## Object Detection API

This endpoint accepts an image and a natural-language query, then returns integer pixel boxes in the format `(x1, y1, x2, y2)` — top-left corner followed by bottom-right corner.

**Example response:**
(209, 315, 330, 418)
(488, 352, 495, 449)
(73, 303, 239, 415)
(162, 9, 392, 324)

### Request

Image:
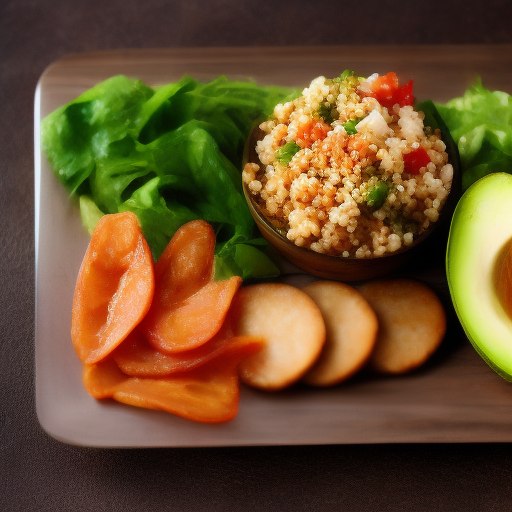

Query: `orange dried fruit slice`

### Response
(71, 212, 154, 364)
(83, 336, 263, 423)
(145, 276, 242, 353)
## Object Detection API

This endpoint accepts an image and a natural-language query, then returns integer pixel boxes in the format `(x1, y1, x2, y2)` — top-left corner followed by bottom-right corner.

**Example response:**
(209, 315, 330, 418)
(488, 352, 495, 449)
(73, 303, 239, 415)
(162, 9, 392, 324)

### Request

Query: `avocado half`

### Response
(446, 172, 512, 381)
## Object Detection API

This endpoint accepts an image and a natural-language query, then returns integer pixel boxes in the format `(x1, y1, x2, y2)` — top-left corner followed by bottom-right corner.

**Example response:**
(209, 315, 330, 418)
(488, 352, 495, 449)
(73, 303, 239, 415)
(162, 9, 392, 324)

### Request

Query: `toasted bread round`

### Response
(358, 279, 446, 374)
(301, 281, 378, 386)
(232, 283, 326, 391)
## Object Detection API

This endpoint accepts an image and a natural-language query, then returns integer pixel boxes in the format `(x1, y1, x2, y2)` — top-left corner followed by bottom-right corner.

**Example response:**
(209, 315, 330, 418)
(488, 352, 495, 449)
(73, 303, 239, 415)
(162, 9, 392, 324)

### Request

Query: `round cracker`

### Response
(358, 279, 446, 374)
(301, 281, 378, 386)
(232, 283, 326, 391)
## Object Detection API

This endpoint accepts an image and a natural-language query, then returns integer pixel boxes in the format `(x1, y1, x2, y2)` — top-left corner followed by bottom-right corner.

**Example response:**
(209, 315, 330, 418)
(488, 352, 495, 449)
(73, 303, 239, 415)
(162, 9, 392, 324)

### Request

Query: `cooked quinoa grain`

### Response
(243, 71, 453, 258)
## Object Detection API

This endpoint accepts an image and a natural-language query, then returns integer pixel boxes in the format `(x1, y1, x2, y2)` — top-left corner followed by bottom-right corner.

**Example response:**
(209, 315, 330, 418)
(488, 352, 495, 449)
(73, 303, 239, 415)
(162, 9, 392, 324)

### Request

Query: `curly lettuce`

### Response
(41, 74, 299, 279)
(435, 80, 512, 190)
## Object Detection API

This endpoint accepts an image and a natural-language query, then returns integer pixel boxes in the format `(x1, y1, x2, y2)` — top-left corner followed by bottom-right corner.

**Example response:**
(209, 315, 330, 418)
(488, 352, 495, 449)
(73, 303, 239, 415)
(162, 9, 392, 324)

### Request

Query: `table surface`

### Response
(4, 0, 512, 510)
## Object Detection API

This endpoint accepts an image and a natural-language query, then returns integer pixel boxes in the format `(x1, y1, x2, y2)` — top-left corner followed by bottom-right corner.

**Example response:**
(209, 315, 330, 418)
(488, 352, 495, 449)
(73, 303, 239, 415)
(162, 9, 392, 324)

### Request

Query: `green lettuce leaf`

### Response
(435, 81, 512, 190)
(42, 74, 298, 279)
(214, 233, 279, 281)
(41, 75, 155, 194)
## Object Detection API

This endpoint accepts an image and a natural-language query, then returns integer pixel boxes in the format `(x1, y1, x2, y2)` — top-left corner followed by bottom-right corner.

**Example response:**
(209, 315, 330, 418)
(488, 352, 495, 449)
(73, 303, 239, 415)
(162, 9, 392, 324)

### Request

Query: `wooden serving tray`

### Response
(35, 46, 512, 447)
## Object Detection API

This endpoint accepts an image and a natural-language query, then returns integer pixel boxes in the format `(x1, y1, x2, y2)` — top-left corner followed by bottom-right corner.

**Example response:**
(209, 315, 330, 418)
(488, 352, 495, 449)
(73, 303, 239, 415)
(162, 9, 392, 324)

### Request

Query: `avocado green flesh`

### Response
(446, 172, 512, 381)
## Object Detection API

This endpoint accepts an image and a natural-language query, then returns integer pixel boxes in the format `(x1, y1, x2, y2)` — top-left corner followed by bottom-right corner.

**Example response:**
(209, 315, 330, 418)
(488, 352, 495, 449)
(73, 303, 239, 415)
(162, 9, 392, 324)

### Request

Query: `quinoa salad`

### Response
(242, 70, 454, 258)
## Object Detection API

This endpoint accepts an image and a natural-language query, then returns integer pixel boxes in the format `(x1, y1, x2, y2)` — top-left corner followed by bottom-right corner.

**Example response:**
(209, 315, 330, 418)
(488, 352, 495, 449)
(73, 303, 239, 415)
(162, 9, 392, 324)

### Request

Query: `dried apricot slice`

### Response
(83, 336, 263, 423)
(114, 320, 260, 377)
(143, 220, 242, 352)
(145, 276, 242, 353)
(153, 219, 215, 305)
(71, 212, 155, 364)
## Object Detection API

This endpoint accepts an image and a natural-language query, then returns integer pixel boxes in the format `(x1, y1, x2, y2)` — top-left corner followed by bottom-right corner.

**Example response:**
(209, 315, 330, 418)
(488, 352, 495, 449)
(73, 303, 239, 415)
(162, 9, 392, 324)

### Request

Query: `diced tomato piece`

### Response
(368, 72, 415, 110)
(395, 79, 414, 108)
(403, 147, 431, 175)
(296, 118, 330, 148)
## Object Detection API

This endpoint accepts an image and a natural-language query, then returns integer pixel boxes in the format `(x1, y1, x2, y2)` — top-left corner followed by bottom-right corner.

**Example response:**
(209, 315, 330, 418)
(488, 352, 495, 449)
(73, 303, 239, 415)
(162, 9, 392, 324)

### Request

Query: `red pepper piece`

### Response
(368, 72, 415, 110)
(403, 147, 431, 175)
(395, 79, 414, 108)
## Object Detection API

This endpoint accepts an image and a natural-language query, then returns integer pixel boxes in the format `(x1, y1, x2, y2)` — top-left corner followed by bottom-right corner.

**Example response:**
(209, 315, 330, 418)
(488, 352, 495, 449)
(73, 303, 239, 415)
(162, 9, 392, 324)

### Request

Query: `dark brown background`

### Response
(3, 0, 512, 510)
